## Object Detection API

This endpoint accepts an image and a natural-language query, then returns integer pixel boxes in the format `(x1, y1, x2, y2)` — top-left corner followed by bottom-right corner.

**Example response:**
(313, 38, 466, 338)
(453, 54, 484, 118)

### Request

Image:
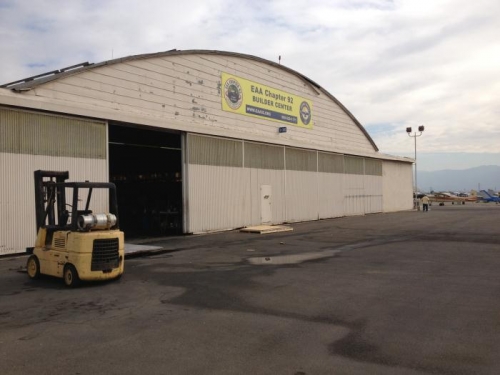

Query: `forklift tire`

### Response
(27, 255, 41, 280)
(63, 264, 81, 288)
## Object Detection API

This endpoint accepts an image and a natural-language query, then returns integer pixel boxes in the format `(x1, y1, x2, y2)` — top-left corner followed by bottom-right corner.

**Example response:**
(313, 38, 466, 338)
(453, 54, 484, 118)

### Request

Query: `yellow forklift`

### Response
(26, 170, 124, 287)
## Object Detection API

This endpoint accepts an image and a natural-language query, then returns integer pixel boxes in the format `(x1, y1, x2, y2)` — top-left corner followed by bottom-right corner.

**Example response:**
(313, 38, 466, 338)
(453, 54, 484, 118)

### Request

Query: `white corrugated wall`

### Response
(186, 135, 248, 233)
(364, 159, 383, 213)
(343, 156, 365, 215)
(364, 175, 383, 213)
(317, 173, 344, 219)
(317, 152, 345, 219)
(343, 174, 365, 215)
(187, 165, 290, 233)
(245, 142, 286, 226)
(185, 134, 412, 234)
(285, 170, 319, 222)
(0, 107, 106, 158)
(248, 168, 286, 225)
(187, 164, 249, 233)
(0, 153, 107, 254)
(0, 107, 108, 255)
(284, 148, 318, 222)
(383, 161, 413, 212)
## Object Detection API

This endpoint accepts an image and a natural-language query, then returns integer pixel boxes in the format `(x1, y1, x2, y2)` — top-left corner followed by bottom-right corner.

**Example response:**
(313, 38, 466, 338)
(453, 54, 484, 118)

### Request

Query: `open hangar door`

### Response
(108, 123, 183, 238)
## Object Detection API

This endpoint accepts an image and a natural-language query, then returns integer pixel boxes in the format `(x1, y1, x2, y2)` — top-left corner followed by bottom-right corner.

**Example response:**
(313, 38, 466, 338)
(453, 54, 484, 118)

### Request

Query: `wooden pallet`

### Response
(240, 225, 293, 234)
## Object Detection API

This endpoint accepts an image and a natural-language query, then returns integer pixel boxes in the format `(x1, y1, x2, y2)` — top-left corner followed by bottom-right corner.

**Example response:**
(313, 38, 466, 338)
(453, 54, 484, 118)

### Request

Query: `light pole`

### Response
(406, 125, 425, 209)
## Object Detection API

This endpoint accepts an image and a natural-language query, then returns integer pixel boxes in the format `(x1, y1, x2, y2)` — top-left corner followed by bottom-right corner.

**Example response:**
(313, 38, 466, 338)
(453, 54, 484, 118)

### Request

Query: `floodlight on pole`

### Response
(407, 125, 425, 209)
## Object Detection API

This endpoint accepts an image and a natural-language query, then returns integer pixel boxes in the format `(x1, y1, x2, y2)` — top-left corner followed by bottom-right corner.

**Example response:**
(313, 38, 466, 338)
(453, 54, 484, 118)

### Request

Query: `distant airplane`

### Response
(427, 192, 477, 206)
(488, 189, 499, 197)
(477, 190, 500, 204)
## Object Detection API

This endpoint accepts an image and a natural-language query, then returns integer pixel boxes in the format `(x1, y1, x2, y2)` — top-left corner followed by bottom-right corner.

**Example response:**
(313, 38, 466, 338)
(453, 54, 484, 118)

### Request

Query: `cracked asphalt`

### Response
(1, 204, 499, 375)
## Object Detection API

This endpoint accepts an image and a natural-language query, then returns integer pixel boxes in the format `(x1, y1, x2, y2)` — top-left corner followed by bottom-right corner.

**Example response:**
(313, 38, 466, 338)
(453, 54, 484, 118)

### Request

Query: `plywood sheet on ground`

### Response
(240, 225, 293, 234)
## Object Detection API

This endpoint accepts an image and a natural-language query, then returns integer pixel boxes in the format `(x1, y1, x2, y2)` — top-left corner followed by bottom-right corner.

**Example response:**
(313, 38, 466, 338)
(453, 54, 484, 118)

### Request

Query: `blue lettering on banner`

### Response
(246, 105, 298, 124)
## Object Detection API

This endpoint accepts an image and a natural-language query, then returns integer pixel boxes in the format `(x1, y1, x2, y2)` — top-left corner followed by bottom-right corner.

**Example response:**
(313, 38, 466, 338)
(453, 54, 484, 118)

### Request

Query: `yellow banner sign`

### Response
(221, 73, 313, 129)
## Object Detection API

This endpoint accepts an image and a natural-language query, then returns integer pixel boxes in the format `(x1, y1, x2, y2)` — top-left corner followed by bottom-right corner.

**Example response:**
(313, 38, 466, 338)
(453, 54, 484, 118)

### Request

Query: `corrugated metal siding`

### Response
(244, 142, 284, 170)
(365, 158, 382, 176)
(187, 164, 249, 233)
(318, 173, 344, 219)
(285, 170, 318, 222)
(343, 158, 383, 214)
(286, 148, 317, 172)
(187, 134, 243, 167)
(0, 153, 107, 255)
(318, 152, 344, 173)
(284, 146, 320, 223)
(182, 134, 407, 234)
(344, 156, 364, 175)
(343, 156, 366, 215)
(186, 135, 288, 231)
(0, 107, 106, 159)
(343, 174, 365, 215)
(248, 168, 286, 225)
(364, 175, 383, 213)
(383, 161, 413, 212)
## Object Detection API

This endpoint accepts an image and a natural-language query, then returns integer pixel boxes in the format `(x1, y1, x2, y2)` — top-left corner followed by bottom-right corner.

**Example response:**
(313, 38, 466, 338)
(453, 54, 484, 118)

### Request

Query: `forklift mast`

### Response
(34, 170, 70, 233)
(33, 170, 120, 234)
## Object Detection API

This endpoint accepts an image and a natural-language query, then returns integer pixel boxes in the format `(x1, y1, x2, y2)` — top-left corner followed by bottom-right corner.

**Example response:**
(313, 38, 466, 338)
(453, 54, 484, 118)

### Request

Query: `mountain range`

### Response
(417, 165, 500, 193)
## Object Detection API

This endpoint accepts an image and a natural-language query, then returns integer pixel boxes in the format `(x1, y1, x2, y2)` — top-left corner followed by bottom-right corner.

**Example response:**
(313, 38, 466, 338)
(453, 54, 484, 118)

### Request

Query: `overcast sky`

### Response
(1, 0, 499, 171)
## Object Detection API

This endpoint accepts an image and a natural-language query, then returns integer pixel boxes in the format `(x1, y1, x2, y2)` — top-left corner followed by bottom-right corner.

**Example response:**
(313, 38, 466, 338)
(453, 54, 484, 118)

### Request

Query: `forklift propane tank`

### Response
(77, 213, 117, 231)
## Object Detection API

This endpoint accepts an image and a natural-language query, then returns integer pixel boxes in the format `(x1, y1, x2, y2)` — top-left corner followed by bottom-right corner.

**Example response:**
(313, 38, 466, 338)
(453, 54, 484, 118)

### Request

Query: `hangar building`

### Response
(0, 50, 413, 255)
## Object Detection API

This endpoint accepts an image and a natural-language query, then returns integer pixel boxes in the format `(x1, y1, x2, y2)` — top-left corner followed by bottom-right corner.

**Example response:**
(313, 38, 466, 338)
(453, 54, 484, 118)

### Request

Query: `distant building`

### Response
(0, 50, 413, 254)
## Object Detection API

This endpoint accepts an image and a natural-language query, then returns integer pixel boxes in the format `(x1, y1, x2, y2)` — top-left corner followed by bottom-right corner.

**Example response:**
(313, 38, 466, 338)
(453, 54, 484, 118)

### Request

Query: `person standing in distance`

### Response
(421, 195, 430, 212)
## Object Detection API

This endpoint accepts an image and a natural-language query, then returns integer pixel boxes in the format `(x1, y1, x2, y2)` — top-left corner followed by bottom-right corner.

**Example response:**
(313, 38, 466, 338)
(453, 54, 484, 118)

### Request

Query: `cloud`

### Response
(0, 0, 499, 164)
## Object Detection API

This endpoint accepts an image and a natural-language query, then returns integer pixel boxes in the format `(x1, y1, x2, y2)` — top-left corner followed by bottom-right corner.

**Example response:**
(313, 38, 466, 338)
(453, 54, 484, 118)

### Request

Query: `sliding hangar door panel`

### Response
(0, 107, 107, 254)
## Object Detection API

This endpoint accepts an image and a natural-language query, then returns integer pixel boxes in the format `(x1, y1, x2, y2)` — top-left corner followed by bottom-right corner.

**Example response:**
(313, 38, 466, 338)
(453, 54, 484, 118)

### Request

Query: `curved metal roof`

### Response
(1, 49, 378, 151)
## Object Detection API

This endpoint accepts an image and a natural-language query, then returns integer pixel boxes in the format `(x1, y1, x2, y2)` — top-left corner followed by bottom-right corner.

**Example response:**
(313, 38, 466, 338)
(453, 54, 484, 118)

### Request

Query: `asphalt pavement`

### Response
(1, 204, 499, 375)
